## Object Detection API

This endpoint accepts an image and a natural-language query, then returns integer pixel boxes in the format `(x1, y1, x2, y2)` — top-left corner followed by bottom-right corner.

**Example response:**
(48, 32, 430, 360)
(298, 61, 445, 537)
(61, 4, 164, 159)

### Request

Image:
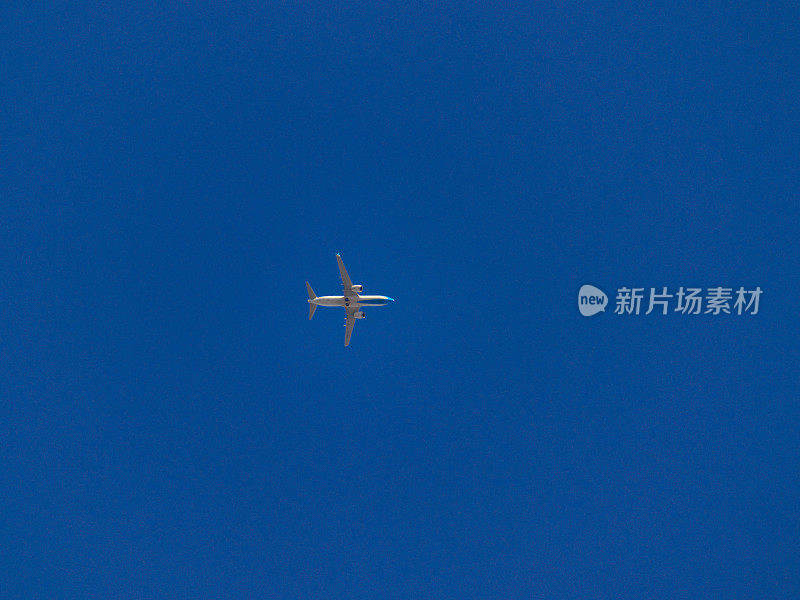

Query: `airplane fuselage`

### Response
(310, 295, 394, 308)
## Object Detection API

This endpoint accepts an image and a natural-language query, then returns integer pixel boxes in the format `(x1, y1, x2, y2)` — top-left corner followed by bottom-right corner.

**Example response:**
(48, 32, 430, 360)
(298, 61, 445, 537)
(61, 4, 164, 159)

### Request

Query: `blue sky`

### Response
(3, 3, 799, 597)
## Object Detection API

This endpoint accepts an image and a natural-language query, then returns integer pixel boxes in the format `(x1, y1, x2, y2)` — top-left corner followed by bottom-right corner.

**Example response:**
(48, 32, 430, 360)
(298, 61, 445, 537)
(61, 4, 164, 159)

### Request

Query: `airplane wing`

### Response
(336, 254, 354, 294)
(344, 307, 356, 347)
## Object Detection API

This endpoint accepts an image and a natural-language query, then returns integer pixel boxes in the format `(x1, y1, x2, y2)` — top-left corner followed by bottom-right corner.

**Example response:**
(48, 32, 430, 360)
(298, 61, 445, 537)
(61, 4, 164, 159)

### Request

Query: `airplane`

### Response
(306, 254, 394, 346)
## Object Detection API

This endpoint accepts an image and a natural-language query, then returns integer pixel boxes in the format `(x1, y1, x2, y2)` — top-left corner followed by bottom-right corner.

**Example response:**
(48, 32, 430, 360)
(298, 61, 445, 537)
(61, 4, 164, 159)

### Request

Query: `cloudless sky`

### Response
(3, 3, 799, 598)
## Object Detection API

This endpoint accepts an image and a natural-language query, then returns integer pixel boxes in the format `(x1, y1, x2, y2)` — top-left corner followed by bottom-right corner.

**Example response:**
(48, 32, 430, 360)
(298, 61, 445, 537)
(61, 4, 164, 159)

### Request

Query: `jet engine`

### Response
(354, 311, 366, 319)
(351, 284, 363, 292)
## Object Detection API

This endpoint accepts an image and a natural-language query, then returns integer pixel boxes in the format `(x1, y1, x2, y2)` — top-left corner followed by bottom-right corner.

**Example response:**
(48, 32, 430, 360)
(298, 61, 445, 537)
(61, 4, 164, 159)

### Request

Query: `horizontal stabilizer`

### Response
(306, 281, 317, 319)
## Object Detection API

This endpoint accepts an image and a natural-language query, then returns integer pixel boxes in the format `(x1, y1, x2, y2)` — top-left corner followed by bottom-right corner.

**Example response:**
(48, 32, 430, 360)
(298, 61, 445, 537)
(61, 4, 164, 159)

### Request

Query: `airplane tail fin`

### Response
(306, 281, 317, 320)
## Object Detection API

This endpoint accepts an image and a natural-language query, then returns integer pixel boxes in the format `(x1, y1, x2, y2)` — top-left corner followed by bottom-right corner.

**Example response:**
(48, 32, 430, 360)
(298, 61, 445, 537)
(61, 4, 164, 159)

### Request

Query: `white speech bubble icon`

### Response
(578, 284, 608, 316)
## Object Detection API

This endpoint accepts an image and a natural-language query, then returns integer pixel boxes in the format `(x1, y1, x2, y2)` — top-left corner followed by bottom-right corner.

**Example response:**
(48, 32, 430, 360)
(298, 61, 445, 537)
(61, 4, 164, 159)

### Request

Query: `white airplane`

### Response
(306, 254, 394, 346)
